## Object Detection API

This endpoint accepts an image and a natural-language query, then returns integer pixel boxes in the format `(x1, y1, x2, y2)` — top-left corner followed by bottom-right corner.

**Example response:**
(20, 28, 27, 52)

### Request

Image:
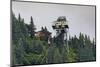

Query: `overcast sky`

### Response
(12, 1, 95, 40)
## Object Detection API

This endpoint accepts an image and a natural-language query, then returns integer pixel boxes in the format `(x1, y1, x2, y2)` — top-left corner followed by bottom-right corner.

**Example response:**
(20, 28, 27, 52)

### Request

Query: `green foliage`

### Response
(66, 48, 77, 62)
(12, 13, 96, 65)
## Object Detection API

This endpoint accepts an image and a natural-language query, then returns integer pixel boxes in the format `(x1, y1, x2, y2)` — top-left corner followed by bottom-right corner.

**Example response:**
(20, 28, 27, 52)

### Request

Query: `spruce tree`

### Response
(30, 16, 36, 38)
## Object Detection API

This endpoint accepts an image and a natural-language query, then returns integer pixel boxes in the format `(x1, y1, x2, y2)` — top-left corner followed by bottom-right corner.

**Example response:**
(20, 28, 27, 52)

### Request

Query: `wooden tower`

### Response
(52, 16, 69, 53)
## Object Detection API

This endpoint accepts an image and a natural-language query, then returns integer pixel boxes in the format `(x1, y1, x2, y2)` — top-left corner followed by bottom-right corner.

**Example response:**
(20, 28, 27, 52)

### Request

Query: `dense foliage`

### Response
(12, 13, 96, 65)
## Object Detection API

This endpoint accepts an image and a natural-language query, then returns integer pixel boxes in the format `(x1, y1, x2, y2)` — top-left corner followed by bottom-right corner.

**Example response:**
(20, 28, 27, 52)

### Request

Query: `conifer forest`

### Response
(12, 13, 96, 66)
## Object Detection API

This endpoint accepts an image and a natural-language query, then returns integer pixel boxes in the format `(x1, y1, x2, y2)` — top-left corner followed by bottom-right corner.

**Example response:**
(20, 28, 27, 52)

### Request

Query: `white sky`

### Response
(12, 1, 95, 40)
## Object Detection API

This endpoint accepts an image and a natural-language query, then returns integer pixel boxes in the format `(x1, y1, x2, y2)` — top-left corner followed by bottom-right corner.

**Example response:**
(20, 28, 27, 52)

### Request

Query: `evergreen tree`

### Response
(30, 16, 36, 38)
(45, 26, 47, 31)
(18, 14, 21, 22)
(41, 26, 44, 31)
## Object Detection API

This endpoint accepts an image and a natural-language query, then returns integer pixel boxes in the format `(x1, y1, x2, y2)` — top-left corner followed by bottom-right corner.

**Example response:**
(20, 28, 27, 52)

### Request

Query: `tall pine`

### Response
(30, 16, 36, 38)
